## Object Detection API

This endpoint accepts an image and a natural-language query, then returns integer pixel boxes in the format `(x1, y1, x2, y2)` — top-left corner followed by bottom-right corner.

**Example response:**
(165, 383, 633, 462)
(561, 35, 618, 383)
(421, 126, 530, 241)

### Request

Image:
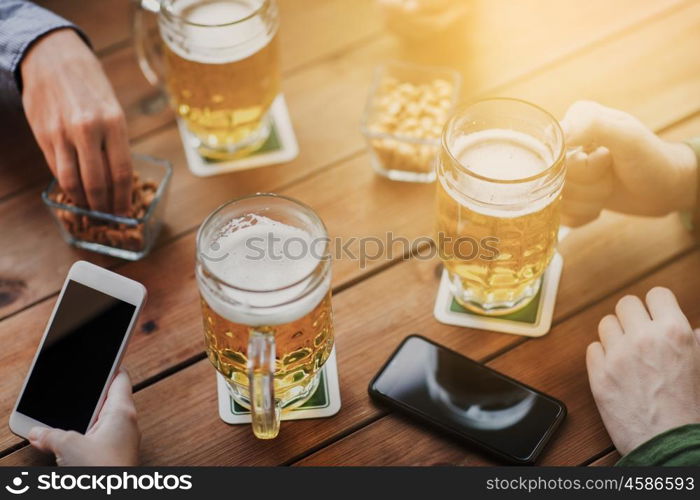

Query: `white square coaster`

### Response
(216, 347, 341, 424)
(178, 94, 299, 178)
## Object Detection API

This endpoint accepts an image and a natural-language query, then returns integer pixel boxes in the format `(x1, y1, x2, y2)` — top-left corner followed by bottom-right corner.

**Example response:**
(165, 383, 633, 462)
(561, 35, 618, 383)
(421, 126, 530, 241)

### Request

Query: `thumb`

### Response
(28, 427, 79, 457)
(694, 328, 700, 345)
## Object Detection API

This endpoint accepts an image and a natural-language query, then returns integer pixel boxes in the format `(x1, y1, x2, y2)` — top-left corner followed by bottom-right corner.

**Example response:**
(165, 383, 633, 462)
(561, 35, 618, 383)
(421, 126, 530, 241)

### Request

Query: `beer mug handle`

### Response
(247, 330, 281, 439)
(133, 0, 165, 88)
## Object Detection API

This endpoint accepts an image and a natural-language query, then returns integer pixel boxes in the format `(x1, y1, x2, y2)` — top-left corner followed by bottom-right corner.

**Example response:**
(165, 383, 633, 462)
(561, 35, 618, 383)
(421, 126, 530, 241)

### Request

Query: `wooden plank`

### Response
(36, 0, 132, 53)
(6, 243, 700, 466)
(3, 0, 696, 321)
(483, 1, 700, 129)
(39, 0, 384, 62)
(0, 208, 690, 458)
(0, 0, 384, 201)
(9, 0, 688, 199)
(104, 0, 690, 146)
(589, 451, 621, 466)
(2, 0, 696, 462)
(0, 118, 49, 201)
(295, 250, 700, 465)
(0, 256, 517, 463)
(1, 41, 699, 460)
(102, 0, 384, 140)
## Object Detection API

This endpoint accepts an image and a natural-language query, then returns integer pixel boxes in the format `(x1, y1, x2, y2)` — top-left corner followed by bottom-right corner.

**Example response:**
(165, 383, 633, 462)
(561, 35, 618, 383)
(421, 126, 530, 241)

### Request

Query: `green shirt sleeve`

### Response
(616, 424, 700, 466)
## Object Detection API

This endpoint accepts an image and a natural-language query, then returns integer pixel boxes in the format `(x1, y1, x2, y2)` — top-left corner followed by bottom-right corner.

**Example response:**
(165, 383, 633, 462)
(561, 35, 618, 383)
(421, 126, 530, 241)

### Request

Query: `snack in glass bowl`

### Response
(361, 61, 460, 183)
(42, 154, 172, 260)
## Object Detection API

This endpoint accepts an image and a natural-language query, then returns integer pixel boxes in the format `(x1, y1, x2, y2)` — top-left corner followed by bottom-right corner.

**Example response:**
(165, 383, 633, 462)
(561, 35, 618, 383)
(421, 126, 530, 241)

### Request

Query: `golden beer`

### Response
(436, 99, 565, 315)
(196, 194, 334, 438)
(159, 0, 280, 158)
(200, 289, 333, 405)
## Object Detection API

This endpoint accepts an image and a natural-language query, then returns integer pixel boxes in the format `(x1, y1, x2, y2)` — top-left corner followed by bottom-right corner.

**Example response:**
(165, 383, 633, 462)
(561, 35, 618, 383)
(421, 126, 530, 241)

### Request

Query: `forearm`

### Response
(616, 424, 700, 466)
(0, 0, 86, 92)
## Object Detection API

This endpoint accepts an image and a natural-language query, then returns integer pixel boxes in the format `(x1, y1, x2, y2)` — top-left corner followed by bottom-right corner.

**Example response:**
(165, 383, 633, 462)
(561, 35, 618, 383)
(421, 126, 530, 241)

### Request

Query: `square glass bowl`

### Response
(42, 154, 173, 261)
(361, 61, 461, 183)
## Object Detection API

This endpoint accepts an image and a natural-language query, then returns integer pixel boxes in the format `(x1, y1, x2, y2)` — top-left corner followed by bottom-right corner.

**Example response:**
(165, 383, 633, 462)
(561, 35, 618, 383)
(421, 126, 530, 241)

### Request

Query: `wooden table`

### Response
(1, 0, 699, 466)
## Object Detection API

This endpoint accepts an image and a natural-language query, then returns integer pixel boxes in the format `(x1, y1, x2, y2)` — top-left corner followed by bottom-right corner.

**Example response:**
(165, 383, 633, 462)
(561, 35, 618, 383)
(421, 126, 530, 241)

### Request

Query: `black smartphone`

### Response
(368, 335, 566, 464)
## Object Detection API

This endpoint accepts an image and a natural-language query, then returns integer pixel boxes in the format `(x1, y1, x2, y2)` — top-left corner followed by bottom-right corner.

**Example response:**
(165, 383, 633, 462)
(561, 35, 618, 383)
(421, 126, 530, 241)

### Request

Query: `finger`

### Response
(565, 148, 612, 185)
(55, 141, 87, 206)
(563, 180, 613, 204)
(694, 329, 700, 345)
(74, 126, 110, 213)
(598, 314, 623, 352)
(645, 287, 692, 330)
(561, 212, 598, 228)
(615, 295, 652, 334)
(36, 138, 56, 177)
(586, 342, 605, 384)
(27, 427, 77, 455)
(561, 197, 602, 225)
(103, 114, 133, 216)
(99, 369, 136, 418)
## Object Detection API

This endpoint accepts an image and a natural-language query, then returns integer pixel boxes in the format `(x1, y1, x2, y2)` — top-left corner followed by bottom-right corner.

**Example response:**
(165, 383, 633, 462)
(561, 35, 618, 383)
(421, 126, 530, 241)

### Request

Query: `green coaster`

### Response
(217, 347, 341, 424)
(449, 288, 542, 325)
(204, 122, 282, 165)
(230, 369, 330, 415)
(180, 95, 299, 178)
(434, 253, 564, 337)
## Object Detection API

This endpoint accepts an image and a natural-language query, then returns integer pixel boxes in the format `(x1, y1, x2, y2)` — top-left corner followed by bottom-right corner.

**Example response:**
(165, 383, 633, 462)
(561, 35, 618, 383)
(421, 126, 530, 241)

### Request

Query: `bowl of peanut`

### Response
(361, 61, 461, 183)
(42, 154, 173, 261)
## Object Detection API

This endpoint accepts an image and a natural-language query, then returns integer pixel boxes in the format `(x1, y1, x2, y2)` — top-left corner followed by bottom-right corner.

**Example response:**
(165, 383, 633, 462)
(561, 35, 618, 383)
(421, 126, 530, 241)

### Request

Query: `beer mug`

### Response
(134, 0, 280, 159)
(436, 98, 565, 315)
(195, 194, 334, 439)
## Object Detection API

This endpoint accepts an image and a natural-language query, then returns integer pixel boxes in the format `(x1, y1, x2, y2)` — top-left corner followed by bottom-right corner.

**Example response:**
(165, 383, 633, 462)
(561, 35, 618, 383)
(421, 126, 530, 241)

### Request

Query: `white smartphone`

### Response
(9, 260, 147, 439)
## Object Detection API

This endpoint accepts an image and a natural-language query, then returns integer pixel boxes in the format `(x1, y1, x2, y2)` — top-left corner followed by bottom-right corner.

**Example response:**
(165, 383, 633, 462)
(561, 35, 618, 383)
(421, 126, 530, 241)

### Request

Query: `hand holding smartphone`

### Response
(369, 335, 566, 464)
(10, 261, 146, 439)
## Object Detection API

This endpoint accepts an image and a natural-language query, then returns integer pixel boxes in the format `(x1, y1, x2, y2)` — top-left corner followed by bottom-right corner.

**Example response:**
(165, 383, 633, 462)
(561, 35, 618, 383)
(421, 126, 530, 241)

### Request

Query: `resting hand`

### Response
(560, 101, 697, 226)
(28, 370, 140, 466)
(586, 287, 700, 455)
(21, 29, 132, 215)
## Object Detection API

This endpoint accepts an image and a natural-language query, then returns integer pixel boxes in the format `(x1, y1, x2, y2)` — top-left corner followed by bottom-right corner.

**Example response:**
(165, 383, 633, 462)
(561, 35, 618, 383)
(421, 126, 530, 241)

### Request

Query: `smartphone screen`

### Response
(369, 336, 565, 463)
(16, 280, 136, 433)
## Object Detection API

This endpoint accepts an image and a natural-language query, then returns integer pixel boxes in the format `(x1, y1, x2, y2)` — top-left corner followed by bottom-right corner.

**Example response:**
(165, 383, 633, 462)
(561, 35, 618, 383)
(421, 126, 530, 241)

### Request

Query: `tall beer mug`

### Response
(134, 0, 280, 159)
(436, 98, 565, 315)
(196, 194, 334, 439)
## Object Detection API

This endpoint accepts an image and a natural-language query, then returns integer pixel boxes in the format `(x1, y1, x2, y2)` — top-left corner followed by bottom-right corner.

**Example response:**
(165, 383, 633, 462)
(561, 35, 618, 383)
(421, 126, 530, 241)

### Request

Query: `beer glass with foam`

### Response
(436, 98, 565, 315)
(135, 0, 280, 159)
(196, 194, 334, 439)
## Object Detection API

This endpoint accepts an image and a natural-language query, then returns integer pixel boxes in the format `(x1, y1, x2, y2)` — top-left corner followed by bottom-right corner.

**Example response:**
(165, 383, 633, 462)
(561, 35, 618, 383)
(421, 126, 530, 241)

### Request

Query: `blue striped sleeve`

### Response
(0, 0, 87, 92)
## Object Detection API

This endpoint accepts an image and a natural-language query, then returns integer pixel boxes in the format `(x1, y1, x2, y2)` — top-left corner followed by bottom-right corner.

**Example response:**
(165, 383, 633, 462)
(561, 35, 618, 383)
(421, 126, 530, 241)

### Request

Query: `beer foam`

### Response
(161, 0, 275, 64)
(451, 129, 552, 180)
(441, 129, 560, 217)
(198, 215, 330, 326)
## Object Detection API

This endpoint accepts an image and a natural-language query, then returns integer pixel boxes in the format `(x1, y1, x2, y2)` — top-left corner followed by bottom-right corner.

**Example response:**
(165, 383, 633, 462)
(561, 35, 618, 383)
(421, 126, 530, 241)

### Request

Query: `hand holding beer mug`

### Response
(560, 100, 698, 226)
(196, 195, 334, 439)
(134, 0, 280, 159)
(436, 98, 566, 315)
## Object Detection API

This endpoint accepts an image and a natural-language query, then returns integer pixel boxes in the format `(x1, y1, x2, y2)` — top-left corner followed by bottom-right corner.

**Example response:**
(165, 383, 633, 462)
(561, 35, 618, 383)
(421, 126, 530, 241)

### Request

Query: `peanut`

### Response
(367, 74, 455, 174)
(49, 173, 159, 253)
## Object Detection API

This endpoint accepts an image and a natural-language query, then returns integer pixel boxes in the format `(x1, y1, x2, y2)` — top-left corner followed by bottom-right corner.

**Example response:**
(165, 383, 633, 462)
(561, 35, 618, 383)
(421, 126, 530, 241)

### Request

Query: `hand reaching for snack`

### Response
(21, 29, 133, 215)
